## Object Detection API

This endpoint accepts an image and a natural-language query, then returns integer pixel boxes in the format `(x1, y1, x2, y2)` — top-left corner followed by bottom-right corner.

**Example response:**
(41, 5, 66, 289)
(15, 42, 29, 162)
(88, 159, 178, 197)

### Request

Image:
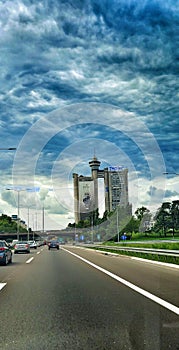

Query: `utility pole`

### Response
(42, 205, 45, 233)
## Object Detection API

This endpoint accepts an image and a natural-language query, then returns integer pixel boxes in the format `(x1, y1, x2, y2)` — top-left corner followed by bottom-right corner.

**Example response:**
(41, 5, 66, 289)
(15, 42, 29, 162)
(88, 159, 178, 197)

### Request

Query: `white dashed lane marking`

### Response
(0, 283, 7, 291)
(26, 257, 34, 264)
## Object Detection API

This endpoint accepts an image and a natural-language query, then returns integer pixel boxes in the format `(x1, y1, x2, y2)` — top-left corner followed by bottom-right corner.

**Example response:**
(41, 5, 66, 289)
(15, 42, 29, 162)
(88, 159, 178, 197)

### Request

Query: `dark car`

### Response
(48, 241, 59, 250)
(0, 240, 12, 265)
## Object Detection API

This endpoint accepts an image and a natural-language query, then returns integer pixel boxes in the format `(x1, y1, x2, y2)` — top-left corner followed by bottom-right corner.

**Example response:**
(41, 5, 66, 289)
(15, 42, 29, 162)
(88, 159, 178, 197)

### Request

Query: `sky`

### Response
(0, 0, 178, 233)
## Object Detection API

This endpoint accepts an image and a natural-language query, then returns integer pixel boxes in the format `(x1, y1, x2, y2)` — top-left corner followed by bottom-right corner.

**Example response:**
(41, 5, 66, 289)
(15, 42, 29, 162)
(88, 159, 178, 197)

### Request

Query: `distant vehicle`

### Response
(36, 240, 45, 247)
(0, 240, 12, 265)
(59, 239, 65, 245)
(14, 241, 30, 254)
(48, 241, 59, 250)
(28, 240, 37, 249)
(10, 239, 19, 248)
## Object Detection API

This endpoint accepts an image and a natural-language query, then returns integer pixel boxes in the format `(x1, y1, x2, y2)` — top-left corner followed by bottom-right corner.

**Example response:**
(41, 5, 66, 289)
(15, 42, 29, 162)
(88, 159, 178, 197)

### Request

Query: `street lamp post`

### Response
(91, 214, 94, 243)
(17, 190, 20, 241)
(6, 188, 22, 241)
(6, 186, 40, 240)
(27, 207, 30, 241)
(117, 205, 120, 243)
(42, 206, 44, 234)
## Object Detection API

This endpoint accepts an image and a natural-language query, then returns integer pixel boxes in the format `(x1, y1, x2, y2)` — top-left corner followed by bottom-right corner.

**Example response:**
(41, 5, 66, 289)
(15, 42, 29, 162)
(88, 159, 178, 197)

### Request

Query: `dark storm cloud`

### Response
(1, 1, 178, 116)
(0, 0, 178, 199)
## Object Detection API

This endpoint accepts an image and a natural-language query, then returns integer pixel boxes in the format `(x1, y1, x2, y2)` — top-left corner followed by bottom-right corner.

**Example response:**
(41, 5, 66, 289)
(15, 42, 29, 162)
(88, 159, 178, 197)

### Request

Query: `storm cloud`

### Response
(0, 0, 178, 228)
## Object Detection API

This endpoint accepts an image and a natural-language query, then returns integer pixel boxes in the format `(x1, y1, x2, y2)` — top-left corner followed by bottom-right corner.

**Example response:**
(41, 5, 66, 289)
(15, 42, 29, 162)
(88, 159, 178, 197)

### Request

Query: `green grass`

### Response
(121, 232, 179, 241)
(85, 233, 179, 265)
(88, 236, 179, 265)
(103, 241, 179, 250)
(91, 246, 179, 265)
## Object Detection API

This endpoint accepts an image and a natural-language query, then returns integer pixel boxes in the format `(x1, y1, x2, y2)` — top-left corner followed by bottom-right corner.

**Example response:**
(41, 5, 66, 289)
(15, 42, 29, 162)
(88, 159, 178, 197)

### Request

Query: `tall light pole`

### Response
(27, 207, 30, 241)
(5, 185, 40, 241)
(42, 205, 45, 234)
(116, 205, 119, 243)
(6, 188, 23, 241)
(91, 214, 94, 243)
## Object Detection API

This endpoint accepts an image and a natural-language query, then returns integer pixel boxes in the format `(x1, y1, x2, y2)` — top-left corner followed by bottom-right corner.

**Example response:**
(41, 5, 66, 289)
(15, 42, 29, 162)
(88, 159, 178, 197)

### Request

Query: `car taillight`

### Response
(0, 247, 5, 251)
(25, 244, 29, 248)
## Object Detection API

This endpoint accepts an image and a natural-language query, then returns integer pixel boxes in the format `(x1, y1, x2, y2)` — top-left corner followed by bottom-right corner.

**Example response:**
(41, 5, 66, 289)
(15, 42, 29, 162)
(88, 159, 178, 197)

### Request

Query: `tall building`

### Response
(73, 157, 132, 224)
(104, 166, 129, 212)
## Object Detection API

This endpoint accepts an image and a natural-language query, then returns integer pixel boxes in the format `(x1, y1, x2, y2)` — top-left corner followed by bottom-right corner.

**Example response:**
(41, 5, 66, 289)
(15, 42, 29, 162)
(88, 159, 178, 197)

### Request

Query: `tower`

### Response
(73, 158, 132, 224)
(89, 156, 101, 213)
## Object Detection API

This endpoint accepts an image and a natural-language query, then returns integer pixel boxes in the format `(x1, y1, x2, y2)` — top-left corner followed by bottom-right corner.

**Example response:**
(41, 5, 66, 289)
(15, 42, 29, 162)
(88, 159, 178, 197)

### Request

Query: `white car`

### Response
(14, 241, 30, 254)
(28, 240, 37, 249)
(10, 239, 19, 248)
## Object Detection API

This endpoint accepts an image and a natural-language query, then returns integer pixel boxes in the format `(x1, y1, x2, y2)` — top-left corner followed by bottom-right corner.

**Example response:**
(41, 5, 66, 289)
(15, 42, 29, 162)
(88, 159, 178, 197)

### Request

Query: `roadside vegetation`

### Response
(68, 200, 179, 242)
(0, 214, 28, 233)
(90, 246, 179, 265)
(103, 241, 179, 250)
(68, 200, 179, 264)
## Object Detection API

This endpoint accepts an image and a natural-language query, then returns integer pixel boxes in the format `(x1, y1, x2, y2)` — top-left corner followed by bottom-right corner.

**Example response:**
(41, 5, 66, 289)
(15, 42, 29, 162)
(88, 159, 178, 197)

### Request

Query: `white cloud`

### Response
(0, 0, 178, 230)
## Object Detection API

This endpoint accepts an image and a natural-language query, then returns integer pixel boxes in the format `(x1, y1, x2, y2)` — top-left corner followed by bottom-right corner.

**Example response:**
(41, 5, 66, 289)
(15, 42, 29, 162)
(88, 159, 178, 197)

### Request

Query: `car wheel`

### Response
(3, 255, 8, 266)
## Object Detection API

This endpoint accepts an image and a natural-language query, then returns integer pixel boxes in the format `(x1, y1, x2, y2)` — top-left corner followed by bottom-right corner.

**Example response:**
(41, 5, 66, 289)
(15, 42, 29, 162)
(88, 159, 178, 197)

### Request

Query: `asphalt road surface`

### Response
(0, 245, 178, 350)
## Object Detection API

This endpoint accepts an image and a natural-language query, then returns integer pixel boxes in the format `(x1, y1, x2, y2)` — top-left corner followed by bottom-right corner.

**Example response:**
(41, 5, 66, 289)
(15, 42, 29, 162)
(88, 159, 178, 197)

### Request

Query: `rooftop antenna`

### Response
(93, 148, 96, 160)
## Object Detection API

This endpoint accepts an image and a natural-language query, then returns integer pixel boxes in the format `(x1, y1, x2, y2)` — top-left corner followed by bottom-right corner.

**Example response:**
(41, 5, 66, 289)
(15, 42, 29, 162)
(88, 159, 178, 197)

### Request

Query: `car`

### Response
(36, 240, 45, 247)
(14, 241, 30, 254)
(48, 240, 59, 250)
(28, 240, 37, 249)
(10, 239, 19, 248)
(0, 240, 12, 265)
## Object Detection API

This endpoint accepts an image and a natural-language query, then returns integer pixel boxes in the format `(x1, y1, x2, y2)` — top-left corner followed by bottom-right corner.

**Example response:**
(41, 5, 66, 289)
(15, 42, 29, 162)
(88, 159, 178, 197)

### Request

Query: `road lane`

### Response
(63, 246, 179, 308)
(63, 247, 179, 315)
(0, 246, 178, 350)
(0, 248, 44, 284)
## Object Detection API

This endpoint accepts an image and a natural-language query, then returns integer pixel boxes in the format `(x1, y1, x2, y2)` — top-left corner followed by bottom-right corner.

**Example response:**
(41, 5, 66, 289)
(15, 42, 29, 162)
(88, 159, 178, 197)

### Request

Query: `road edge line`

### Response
(62, 248, 179, 316)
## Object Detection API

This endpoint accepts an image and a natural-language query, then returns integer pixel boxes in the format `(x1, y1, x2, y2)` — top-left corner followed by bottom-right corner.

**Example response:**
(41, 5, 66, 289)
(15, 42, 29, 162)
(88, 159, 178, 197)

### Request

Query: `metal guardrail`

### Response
(92, 245, 179, 258)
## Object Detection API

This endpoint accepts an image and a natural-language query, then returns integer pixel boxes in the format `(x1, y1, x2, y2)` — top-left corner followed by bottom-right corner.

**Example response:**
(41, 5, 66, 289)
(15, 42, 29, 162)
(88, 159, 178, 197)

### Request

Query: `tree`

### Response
(170, 200, 179, 236)
(121, 216, 140, 234)
(135, 207, 149, 221)
(0, 214, 27, 233)
(154, 202, 171, 237)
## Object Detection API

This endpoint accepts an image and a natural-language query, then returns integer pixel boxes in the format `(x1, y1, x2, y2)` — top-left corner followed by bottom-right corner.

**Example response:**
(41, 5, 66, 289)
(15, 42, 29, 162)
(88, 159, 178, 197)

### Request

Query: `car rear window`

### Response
(17, 242, 28, 244)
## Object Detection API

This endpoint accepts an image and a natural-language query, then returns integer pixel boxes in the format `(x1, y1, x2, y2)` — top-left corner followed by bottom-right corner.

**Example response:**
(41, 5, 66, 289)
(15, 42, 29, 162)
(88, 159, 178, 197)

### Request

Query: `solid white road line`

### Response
(0, 282, 7, 291)
(130, 256, 179, 269)
(63, 248, 179, 316)
(26, 257, 34, 264)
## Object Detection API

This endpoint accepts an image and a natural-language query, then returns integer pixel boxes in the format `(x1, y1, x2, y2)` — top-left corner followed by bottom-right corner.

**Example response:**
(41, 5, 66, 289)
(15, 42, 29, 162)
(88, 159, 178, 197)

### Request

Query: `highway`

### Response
(0, 245, 178, 350)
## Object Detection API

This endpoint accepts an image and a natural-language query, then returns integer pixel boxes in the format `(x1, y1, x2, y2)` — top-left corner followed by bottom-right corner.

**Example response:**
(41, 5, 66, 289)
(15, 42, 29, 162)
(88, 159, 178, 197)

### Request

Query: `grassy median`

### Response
(86, 239, 179, 265)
